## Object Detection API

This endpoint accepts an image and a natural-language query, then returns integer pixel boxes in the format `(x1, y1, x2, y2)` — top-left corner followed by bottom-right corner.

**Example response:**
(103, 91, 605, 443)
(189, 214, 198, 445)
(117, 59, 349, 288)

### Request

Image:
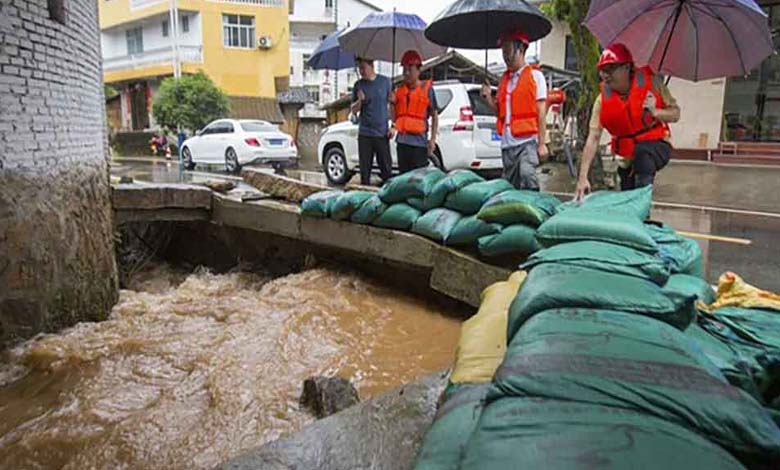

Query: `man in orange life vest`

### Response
(575, 43, 680, 201)
(481, 29, 548, 190)
(391, 50, 439, 173)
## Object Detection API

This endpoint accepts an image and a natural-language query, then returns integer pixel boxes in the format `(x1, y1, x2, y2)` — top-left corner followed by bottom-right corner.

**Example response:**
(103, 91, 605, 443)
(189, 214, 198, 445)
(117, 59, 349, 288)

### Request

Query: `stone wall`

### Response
(0, 0, 118, 347)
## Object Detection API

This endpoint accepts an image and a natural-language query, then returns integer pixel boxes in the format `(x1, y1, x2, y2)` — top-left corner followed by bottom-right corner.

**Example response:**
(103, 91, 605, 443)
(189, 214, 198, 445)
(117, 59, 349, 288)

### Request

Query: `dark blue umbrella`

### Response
(584, 0, 773, 81)
(307, 28, 356, 71)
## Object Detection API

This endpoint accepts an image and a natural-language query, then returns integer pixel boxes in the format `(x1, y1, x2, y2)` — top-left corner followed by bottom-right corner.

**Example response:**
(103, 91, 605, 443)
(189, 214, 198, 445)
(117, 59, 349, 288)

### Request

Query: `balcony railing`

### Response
(103, 45, 203, 72)
(130, 0, 165, 10)
(208, 0, 284, 7)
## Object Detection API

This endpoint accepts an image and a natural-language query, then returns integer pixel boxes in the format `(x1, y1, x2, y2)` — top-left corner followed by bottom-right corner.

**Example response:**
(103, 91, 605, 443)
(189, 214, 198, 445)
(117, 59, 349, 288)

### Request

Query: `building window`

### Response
(126, 27, 144, 55)
(181, 15, 189, 33)
(223, 14, 255, 49)
(162, 20, 169, 37)
(564, 35, 579, 72)
(325, 0, 333, 8)
(302, 53, 312, 72)
(290, 66, 294, 75)
(306, 85, 320, 103)
(48, 0, 66, 24)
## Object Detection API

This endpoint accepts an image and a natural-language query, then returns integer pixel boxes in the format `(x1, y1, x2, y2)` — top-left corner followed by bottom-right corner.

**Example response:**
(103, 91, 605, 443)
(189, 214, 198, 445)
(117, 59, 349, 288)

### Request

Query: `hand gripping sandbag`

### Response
(507, 264, 693, 341)
(378, 167, 445, 204)
(493, 309, 780, 465)
(300, 190, 343, 218)
(556, 185, 653, 220)
(521, 241, 670, 285)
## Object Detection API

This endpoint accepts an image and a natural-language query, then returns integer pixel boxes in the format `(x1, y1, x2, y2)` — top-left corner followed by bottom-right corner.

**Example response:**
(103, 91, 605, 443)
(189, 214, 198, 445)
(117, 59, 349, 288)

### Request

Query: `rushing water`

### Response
(0, 266, 462, 469)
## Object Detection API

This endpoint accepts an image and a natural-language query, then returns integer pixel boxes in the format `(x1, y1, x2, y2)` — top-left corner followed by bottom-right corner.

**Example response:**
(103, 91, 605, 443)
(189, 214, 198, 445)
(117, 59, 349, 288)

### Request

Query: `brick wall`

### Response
(0, 0, 118, 347)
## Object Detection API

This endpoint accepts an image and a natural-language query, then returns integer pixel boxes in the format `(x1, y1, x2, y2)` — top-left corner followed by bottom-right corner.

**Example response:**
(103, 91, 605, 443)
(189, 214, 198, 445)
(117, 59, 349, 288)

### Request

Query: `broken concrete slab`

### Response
(241, 168, 328, 203)
(112, 183, 212, 211)
(221, 371, 448, 470)
(430, 249, 512, 307)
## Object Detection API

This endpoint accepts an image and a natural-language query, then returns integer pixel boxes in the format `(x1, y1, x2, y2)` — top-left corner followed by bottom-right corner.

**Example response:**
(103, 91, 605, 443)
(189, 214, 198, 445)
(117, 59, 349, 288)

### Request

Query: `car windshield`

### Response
(240, 121, 278, 132)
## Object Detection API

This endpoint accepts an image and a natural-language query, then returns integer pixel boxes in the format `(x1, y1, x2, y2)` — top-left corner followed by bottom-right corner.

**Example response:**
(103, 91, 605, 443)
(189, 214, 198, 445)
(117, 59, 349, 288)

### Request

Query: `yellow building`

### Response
(100, 0, 290, 131)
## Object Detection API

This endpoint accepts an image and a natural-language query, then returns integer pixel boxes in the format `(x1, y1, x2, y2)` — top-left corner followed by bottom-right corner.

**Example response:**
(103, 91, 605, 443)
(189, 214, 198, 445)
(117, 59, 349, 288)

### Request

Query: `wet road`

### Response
(111, 157, 780, 290)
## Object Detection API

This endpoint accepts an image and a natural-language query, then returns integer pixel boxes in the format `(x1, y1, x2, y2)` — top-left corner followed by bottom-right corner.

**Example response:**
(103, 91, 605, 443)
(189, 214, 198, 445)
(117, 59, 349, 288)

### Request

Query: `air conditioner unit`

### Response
(257, 36, 273, 49)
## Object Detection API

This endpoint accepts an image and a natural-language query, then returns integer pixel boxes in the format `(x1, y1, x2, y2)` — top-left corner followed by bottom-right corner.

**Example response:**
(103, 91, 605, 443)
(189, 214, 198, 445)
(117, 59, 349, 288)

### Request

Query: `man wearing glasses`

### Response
(575, 43, 681, 201)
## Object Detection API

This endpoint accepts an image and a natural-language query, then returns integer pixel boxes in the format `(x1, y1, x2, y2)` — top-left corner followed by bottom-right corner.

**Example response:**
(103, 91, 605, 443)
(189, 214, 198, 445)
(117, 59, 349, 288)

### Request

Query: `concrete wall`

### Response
(537, 19, 568, 70)
(0, 0, 119, 347)
(667, 78, 725, 149)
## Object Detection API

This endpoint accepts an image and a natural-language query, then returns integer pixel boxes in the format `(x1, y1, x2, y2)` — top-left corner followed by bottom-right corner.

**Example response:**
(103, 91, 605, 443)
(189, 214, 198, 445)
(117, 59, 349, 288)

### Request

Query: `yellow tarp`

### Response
(450, 271, 527, 384)
(701, 271, 780, 312)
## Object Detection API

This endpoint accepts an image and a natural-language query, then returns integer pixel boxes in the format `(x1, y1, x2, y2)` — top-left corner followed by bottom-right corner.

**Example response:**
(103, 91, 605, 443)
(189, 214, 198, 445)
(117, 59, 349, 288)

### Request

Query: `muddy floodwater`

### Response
(0, 266, 462, 469)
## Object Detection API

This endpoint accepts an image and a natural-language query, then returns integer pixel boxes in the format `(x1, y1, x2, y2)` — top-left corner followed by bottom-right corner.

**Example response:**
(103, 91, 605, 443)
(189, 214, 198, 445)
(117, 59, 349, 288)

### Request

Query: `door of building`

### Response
(130, 82, 150, 131)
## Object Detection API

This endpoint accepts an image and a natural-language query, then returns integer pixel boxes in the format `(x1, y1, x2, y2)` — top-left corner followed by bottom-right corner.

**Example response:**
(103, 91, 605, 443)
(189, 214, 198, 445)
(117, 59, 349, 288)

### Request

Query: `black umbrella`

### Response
(425, 0, 552, 71)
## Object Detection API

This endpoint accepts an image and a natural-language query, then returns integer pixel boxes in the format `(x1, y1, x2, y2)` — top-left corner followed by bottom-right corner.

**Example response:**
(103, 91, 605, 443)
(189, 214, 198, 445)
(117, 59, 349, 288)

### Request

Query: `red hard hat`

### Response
(498, 29, 529, 47)
(401, 50, 423, 67)
(597, 43, 633, 70)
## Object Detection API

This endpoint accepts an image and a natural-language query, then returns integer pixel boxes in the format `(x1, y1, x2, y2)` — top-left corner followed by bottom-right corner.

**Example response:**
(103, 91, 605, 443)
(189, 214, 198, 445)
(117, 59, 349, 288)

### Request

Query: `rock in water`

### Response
(300, 377, 360, 418)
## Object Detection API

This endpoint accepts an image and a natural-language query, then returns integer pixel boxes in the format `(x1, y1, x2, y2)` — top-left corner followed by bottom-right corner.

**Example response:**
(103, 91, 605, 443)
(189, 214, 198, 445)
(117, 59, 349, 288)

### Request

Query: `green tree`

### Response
(152, 72, 231, 133)
(541, 0, 606, 189)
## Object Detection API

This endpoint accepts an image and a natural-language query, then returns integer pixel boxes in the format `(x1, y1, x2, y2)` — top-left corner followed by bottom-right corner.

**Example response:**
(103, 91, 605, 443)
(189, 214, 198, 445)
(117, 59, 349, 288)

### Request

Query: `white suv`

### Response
(317, 80, 502, 184)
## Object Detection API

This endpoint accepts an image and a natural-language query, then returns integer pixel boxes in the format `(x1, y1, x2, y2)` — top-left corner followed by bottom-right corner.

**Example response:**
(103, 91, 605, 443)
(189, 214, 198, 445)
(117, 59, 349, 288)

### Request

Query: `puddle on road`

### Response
(0, 266, 462, 469)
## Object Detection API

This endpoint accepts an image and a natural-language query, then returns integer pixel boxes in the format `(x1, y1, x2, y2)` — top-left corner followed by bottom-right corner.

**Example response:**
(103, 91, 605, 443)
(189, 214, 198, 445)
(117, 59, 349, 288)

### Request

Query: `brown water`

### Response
(0, 266, 462, 469)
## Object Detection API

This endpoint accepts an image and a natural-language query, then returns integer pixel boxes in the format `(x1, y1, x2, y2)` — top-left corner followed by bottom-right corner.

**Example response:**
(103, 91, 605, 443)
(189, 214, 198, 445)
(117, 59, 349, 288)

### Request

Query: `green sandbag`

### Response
(300, 190, 343, 218)
(444, 179, 514, 215)
(646, 224, 704, 277)
(493, 309, 780, 464)
(477, 190, 561, 227)
(663, 274, 716, 305)
(686, 320, 762, 400)
(412, 208, 462, 243)
(378, 167, 446, 203)
(407, 197, 426, 211)
(521, 241, 670, 285)
(350, 195, 387, 224)
(536, 210, 659, 253)
(445, 215, 501, 247)
(413, 384, 489, 470)
(556, 185, 653, 220)
(507, 264, 694, 340)
(424, 170, 485, 210)
(477, 224, 540, 258)
(372, 203, 421, 230)
(461, 397, 747, 470)
(329, 191, 376, 221)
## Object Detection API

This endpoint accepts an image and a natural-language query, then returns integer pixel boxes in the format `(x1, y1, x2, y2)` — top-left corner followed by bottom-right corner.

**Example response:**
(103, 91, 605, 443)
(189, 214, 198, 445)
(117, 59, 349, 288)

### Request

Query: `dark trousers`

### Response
(358, 135, 392, 185)
(397, 143, 429, 174)
(618, 140, 672, 191)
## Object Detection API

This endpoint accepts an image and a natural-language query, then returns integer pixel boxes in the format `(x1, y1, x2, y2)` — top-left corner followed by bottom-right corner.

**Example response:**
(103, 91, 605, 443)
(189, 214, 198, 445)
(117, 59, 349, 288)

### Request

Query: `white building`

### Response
(289, 0, 389, 118)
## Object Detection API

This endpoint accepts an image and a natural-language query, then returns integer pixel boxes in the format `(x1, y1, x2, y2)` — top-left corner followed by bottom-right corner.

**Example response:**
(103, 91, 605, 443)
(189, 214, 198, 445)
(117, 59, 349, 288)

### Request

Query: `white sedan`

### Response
(181, 119, 298, 173)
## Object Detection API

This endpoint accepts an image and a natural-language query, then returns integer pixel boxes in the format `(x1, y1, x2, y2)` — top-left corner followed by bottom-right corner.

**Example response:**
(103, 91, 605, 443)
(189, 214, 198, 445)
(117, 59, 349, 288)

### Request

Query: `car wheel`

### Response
(324, 146, 352, 185)
(429, 147, 446, 171)
(225, 147, 241, 174)
(181, 146, 195, 170)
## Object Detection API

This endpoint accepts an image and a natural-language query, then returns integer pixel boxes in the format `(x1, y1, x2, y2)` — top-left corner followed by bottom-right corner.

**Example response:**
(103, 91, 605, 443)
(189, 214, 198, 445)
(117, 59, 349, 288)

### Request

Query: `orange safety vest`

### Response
(600, 66, 671, 159)
(395, 80, 432, 135)
(496, 65, 540, 138)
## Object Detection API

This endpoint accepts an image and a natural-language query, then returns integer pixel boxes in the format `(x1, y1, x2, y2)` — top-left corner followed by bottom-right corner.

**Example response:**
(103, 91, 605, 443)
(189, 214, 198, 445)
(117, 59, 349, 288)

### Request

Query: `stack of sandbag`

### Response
(300, 168, 563, 259)
(414, 272, 525, 470)
(685, 272, 780, 421)
(414, 186, 780, 469)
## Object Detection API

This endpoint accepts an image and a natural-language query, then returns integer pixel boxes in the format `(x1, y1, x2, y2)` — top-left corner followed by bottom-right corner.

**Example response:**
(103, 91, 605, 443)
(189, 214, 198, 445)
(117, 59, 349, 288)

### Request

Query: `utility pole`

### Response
(169, 0, 181, 79)
(334, 0, 338, 101)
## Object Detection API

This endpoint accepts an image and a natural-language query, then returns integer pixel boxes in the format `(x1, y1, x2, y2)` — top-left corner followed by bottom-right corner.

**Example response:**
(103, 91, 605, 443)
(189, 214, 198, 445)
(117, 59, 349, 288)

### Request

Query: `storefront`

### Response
(722, 1, 780, 142)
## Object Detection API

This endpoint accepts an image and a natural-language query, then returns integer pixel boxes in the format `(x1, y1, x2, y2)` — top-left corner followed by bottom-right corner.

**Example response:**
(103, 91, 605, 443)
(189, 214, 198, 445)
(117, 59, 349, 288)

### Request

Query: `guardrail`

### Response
(103, 45, 203, 72)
